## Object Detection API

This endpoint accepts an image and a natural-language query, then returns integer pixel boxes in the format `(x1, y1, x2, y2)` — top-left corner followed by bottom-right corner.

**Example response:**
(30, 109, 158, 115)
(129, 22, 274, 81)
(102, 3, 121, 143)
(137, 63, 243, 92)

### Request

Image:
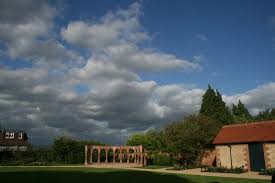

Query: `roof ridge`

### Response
(223, 120, 275, 128)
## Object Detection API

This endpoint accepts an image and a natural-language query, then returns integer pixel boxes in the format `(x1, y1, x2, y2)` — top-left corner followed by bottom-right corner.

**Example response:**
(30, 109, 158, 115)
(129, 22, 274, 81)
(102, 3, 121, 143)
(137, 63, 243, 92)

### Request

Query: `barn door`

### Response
(248, 143, 265, 171)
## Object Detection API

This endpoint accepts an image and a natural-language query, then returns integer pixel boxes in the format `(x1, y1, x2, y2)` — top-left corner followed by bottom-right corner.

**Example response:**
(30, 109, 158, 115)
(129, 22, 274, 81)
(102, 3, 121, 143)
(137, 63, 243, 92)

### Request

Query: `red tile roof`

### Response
(213, 121, 275, 145)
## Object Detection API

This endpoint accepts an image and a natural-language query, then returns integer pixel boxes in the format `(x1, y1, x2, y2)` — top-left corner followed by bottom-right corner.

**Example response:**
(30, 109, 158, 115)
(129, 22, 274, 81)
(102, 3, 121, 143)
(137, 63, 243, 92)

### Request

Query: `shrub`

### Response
(205, 166, 245, 174)
(259, 168, 275, 176)
(148, 153, 175, 166)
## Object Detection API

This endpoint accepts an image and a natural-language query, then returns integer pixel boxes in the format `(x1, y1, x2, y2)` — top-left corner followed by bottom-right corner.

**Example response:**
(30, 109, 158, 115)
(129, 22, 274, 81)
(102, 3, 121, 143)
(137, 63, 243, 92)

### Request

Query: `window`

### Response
(5, 132, 9, 138)
(18, 133, 23, 139)
(10, 132, 14, 139)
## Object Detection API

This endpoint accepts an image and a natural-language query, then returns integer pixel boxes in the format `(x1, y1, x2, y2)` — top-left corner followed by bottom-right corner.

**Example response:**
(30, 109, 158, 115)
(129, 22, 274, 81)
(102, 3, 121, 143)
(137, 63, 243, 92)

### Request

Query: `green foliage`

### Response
(164, 114, 221, 165)
(0, 149, 55, 165)
(52, 136, 103, 164)
(127, 131, 167, 152)
(151, 153, 175, 166)
(232, 100, 253, 123)
(259, 168, 275, 176)
(52, 137, 83, 163)
(254, 108, 275, 121)
(205, 166, 245, 174)
(200, 85, 233, 124)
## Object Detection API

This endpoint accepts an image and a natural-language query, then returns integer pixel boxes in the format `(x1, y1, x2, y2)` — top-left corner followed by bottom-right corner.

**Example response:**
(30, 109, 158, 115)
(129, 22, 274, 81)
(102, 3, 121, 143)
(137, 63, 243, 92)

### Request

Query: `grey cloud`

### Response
(0, 0, 83, 66)
(0, 0, 55, 24)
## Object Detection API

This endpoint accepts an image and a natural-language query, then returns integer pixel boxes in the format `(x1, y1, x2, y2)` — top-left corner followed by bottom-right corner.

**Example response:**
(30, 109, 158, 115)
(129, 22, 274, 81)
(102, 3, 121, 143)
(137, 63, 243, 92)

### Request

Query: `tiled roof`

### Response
(213, 121, 275, 145)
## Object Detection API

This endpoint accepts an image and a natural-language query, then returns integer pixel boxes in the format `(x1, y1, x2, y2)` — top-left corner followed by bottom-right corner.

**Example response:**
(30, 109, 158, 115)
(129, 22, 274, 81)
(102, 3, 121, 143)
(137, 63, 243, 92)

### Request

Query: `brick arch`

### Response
(85, 145, 146, 167)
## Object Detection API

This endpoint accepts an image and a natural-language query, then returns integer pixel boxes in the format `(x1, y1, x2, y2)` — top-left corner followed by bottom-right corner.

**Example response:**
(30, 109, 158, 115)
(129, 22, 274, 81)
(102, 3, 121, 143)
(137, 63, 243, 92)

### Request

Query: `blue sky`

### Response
(60, 0, 275, 94)
(0, 0, 275, 144)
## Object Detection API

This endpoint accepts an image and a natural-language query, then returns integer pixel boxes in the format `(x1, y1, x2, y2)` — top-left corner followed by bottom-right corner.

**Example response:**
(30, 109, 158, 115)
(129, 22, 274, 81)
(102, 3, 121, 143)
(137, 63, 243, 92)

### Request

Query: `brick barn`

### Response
(213, 121, 275, 171)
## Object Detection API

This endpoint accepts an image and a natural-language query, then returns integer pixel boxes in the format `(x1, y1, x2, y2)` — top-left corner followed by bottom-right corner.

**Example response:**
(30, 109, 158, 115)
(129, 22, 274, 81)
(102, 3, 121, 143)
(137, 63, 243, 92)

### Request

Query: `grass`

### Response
(0, 166, 269, 183)
(139, 165, 169, 169)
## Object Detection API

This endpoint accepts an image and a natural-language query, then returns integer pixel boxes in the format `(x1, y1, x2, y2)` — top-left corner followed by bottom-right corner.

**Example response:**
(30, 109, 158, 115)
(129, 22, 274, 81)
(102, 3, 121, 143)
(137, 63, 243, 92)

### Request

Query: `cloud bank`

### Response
(0, 1, 274, 145)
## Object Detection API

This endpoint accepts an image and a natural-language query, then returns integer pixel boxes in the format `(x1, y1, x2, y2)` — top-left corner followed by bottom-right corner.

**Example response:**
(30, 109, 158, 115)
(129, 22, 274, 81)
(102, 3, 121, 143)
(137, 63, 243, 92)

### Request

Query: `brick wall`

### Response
(201, 149, 217, 166)
(264, 143, 275, 168)
(216, 144, 249, 170)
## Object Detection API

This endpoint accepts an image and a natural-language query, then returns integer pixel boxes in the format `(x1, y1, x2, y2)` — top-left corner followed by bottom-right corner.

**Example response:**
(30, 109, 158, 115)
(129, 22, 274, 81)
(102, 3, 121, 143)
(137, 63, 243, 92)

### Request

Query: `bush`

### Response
(150, 153, 175, 166)
(0, 149, 55, 166)
(167, 163, 201, 170)
(205, 166, 245, 174)
(259, 168, 275, 176)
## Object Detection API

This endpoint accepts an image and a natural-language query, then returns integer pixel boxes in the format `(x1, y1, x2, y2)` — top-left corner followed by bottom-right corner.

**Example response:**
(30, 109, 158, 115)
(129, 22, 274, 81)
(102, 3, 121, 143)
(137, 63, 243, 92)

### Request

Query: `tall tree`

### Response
(232, 100, 252, 123)
(200, 85, 233, 124)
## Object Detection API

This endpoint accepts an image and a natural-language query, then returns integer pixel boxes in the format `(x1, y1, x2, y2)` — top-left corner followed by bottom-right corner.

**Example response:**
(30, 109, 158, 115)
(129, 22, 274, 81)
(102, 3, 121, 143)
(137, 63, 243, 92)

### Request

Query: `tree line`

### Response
(0, 137, 103, 165)
(1, 85, 274, 166)
(127, 85, 275, 166)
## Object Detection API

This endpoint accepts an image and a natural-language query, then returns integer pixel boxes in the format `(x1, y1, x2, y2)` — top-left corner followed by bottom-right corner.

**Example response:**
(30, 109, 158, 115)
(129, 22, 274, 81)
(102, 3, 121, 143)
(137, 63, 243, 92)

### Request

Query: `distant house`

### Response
(0, 130, 30, 151)
(213, 121, 275, 171)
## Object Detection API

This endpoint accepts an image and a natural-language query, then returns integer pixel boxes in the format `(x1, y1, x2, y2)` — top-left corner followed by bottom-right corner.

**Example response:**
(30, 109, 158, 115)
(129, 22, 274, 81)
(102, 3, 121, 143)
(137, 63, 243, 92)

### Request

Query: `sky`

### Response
(0, 0, 275, 145)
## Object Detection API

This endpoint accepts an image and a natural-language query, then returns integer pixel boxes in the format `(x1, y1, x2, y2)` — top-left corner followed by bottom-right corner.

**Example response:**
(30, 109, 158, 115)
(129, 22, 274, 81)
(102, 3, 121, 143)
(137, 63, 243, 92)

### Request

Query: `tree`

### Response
(200, 85, 233, 124)
(127, 130, 167, 152)
(254, 108, 275, 121)
(232, 100, 253, 123)
(270, 108, 275, 120)
(52, 136, 102, 164)
(164, 114, 221, 165)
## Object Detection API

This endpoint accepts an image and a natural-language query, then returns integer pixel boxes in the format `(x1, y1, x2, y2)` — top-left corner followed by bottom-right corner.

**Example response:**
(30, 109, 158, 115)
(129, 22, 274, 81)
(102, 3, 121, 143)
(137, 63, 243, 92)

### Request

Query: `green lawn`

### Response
(139, 165, 169, 169)
(0, 167, 269, 183)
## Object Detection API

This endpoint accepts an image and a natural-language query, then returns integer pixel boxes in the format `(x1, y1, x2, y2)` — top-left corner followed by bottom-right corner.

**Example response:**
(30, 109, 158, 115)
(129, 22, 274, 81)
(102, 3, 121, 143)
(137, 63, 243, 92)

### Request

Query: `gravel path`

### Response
(128, 167, 271, 180)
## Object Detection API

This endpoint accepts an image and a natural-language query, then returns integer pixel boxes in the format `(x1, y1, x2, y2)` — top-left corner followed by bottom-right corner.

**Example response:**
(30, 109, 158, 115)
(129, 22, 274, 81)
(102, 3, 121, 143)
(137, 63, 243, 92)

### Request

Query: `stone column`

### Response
(97, 148, 100, 163)
(105, 148, 108, 163)
(140, 145, 143, 165)
(113, 148, 116, 163)
(144, 155, 147, 165)
(119, 148, 122, 163)
(84, 145, 88, 165)
(127, 148, 129, 163)
(134, 150, 137, 163)
(90, 148, 93, 164)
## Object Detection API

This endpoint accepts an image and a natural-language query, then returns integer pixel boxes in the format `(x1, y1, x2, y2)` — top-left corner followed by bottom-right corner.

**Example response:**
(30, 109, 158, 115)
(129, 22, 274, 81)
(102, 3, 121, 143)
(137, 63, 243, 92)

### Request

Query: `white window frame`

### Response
(5, 132, 9, 138)
(9, 132, 14, 139)
(18, 133, 23, 139)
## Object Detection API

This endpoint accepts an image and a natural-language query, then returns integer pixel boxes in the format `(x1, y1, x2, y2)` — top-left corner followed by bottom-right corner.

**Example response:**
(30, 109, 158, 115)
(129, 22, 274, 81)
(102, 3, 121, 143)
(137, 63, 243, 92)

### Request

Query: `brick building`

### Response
(213, 121, 275, 171)
(0, 130, 30, 151)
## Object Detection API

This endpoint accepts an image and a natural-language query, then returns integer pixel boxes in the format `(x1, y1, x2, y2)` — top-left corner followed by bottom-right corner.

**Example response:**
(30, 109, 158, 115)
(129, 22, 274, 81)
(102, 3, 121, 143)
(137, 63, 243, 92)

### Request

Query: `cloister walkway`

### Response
(84, 145, 148, 167)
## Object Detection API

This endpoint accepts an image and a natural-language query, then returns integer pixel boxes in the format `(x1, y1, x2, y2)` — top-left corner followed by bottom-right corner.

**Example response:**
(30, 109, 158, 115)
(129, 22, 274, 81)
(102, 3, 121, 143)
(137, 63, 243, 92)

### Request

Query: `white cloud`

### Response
(61, 2, 200, 72)
(223, 82, 275, 115)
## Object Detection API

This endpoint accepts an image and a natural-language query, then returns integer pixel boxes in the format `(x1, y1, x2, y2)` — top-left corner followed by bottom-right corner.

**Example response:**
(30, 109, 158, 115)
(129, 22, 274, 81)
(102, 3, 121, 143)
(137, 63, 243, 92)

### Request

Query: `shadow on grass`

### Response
(0, 170, 195, 183)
